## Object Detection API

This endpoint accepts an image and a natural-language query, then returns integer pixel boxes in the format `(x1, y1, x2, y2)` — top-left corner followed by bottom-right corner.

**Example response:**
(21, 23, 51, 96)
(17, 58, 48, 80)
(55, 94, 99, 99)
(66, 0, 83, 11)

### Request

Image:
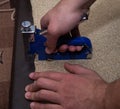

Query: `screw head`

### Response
(22, 21, 31, 28)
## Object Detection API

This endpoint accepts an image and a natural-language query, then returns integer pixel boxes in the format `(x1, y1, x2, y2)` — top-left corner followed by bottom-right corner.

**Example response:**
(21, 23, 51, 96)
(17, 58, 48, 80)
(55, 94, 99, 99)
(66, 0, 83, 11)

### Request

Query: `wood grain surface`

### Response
(0, 0, 14, 108)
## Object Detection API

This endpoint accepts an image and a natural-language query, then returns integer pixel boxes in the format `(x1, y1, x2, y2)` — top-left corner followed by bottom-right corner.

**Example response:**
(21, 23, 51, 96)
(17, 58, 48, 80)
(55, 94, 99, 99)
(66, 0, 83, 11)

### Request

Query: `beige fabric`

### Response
(31, 0, 120, 82)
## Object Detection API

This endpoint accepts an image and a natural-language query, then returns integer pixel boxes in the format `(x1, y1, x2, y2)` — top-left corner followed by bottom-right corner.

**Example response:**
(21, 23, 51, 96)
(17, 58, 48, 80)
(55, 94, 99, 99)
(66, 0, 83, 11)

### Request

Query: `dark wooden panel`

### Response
(9, 0, 35, 109)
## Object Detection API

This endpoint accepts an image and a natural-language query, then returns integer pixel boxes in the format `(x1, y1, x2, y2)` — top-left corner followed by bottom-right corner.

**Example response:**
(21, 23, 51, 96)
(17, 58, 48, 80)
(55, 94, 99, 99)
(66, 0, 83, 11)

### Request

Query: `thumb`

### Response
(64, 62, 96, 75)
(45, 32, 58, 54)
(41, 17, 60, 54)
(41, 15, 57, 54)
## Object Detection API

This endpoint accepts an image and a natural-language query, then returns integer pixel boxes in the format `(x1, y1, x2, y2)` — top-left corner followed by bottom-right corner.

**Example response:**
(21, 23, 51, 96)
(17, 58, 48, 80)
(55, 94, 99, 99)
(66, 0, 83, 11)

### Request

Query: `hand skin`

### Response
(25, 63, 108, 109)
(54, 26, 84, 53)
(105, 80, 120, 109)
(40, 0, 96, 54)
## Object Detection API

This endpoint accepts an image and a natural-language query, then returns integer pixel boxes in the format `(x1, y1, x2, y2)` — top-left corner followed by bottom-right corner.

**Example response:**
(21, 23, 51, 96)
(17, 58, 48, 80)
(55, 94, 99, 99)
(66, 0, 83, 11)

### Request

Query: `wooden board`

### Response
(0, 1, 14, 108)
(9, 0, 35, 109)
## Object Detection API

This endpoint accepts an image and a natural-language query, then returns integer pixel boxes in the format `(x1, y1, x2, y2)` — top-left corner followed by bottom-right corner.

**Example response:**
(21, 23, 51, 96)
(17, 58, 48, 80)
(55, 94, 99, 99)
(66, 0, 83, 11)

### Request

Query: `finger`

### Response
(64, 62, 96, 75)
(25, 77, 59, 92)
(25, 90, 61, 104)
(25, 82, 39, 92)
(76, 46, 83, 51)
(58, 44, 68, 52)
(40, 15, 49, 30)
(45, 34, 58, 54)
(68, 45, 76, 52)
(30, 102, 63, 109)
(29, 72, 64, 81)
(45, 22, 61, 54)
(71, 26, 80, 37)
(60, 45, 83, 52)
(70, 26, 83, 52)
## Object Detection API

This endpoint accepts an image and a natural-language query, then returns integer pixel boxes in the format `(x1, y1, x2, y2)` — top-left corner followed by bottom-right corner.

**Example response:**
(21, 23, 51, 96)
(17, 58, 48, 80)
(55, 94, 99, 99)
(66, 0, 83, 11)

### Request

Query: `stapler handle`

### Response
(29, 29, 93, 60)
(57, 36, 92, 49)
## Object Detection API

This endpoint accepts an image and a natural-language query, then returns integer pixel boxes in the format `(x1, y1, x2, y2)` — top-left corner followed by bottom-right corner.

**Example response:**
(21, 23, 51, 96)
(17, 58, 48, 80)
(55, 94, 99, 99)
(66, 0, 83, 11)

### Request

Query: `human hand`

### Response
(25, 63, 108, 109)
(40, 0, 94, 54)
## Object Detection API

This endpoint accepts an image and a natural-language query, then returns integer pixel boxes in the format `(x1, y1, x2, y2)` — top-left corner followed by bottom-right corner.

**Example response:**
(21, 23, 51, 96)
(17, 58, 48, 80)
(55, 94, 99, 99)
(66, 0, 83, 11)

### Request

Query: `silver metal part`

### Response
(80, 11, 89, 22)
(39, 29, 48, 35)
(21, 21, 35, 33)
(22, 21, 31, 28)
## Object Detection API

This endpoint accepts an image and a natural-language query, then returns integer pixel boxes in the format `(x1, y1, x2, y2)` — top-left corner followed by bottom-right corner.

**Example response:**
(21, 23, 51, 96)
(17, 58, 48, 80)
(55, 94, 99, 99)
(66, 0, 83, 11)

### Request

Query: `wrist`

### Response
(60, 0, 96, 10)
(94, 81, 108, 109)
(59, 0, 95, 21)
(105, 80, 120, 109)
(58, 0, 90, 20)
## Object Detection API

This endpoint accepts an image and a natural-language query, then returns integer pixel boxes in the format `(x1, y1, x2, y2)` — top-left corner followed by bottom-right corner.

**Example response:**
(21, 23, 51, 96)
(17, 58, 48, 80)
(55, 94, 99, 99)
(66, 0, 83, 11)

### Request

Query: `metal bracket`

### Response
(21, 21, 35, 33)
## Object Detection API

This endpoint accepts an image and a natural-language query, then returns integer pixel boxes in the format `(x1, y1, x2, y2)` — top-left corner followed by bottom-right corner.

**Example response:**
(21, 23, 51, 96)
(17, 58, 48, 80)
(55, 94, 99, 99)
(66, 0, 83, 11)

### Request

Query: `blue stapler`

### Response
(21, 13, 92, 60)
(29, 29, 92, 60)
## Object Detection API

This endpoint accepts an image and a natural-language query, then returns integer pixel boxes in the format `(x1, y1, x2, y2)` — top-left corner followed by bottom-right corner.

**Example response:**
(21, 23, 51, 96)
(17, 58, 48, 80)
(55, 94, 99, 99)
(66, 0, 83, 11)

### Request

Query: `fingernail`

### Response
(25, 92, 31, 99)
(29, 73, 35, 78)
(30, 102, 35, 108)
(45, 48, 52, 54)
(46, 47, 57, 55)
(25, 85, 29, 91)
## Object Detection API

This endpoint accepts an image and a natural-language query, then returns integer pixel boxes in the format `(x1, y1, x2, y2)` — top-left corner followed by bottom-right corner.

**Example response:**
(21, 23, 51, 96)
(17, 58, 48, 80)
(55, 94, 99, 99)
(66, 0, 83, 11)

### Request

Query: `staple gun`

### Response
(21, 13, 92, 60)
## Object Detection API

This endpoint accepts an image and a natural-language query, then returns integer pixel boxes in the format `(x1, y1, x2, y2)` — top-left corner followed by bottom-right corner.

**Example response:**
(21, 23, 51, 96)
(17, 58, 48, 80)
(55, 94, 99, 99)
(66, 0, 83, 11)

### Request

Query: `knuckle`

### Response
(29, 84, 33, 90)
(33, 93, 40, 100)
(36, 78, 44, 86)
(48, 25, 60, 37)
(38, 90, 47, 96)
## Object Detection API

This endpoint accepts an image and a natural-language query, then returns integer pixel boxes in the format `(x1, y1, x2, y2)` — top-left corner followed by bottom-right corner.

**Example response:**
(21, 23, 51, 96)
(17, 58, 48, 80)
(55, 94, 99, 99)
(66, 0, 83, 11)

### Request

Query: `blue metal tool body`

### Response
(29, 29, 92, 60)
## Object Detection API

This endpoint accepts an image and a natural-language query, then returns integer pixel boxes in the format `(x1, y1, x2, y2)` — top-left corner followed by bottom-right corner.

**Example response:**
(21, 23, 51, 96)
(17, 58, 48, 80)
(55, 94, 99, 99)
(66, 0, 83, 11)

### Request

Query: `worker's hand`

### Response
(57, 26, 84, 53)
(40, 0, 95, 54)
(25, 63, 108, 109)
